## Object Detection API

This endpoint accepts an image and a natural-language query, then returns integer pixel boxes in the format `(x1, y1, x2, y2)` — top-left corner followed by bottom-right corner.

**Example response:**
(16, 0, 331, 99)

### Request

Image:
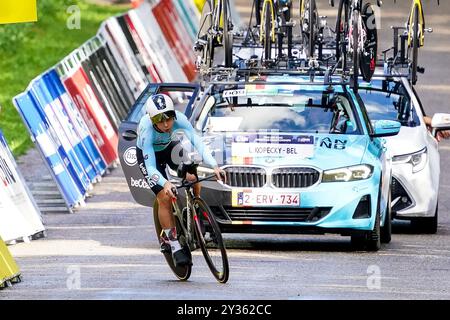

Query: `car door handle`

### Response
(122, 130, 137, 141)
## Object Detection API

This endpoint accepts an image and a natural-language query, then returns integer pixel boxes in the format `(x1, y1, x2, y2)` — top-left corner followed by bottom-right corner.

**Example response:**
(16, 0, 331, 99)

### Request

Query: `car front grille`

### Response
(271, 167, 320, 188)
(224, 166, 267, 188)
(211, 206, 332, 223)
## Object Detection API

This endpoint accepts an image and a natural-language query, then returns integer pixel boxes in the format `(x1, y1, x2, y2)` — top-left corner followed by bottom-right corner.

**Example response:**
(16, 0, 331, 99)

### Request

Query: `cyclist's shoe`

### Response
(160, 242, 171, 254)
(172, 249, 192, 267)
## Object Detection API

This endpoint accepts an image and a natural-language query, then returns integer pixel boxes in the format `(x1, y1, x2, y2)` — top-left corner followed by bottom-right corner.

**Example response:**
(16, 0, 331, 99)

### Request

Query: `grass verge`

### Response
(0, 0, 129, 156)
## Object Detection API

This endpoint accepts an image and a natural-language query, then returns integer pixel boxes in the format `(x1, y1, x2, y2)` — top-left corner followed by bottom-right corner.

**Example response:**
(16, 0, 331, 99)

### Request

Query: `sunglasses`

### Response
(151, 111, 175, 124)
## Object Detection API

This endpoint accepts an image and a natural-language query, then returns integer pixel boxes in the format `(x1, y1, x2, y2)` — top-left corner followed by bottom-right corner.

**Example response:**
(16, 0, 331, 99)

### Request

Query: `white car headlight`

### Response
(392, 147, 427, 173)
(322, 164, 374, 182)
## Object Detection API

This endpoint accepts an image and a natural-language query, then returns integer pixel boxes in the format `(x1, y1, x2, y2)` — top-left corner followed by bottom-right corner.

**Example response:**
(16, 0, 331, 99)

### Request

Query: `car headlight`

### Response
(392, 147, 427, 173)
(322, 164, 374, 182)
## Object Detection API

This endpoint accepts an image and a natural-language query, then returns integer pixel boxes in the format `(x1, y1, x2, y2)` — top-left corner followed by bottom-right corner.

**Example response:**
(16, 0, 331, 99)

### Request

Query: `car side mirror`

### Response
(431, 113, 450, 137)
(370, 120, 401, 138)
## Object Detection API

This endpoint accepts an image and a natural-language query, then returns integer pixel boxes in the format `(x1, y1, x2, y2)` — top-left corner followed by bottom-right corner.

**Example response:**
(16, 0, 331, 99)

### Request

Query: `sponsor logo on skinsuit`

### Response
(124, 147, 137, 166)
(130, 177, 151, 189)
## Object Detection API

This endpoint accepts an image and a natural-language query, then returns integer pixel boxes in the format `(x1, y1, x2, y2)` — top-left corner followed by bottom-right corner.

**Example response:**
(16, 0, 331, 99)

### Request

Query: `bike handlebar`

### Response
(171, 173, 225, 198)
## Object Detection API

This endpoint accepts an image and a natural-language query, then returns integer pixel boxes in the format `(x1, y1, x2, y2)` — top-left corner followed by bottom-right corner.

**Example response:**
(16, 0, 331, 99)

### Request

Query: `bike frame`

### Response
(170, 174, 217, 250)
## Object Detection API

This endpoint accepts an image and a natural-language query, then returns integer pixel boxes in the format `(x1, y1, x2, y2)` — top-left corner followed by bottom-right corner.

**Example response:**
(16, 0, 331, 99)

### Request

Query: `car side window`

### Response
(126, 88, 196, 123)
(359, 86, 419, 127)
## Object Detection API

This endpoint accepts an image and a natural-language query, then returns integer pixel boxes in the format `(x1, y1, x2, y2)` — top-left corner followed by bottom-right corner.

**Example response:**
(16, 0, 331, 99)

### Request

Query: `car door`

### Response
(118, 83, 200, 206)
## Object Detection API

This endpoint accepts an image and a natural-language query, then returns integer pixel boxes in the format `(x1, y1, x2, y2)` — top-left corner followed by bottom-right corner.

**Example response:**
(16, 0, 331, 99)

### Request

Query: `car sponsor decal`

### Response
(123, 146, 137, 166)
(319, 137, 347, 150)
(231, 134, 315, 159)
(222, 88, 247, 98)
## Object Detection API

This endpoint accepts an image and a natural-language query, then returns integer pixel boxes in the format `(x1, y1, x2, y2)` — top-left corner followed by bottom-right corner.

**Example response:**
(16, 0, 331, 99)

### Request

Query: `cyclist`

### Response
(136, 93, 226, 267)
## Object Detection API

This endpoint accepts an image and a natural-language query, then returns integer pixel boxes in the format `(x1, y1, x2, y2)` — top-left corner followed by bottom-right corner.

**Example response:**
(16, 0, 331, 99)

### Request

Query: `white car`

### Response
(359, 76, 450, 233)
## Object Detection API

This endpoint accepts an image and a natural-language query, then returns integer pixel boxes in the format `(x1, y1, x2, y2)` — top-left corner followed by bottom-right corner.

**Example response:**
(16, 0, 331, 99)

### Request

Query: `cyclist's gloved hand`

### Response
(186, 172, 198, 183)
(214, 167, 227, 184)
(163, 181, 177, 199)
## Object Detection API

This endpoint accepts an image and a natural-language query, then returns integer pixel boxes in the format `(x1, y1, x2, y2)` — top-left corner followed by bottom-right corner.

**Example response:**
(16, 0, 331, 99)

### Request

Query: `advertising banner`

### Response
(173, 0, 200, 42)
(118, 13, 162, 83)
(152, 0, 197, 82)
(42, 70, 104, 181)
(76, 48, 121, 131)
(96, 41, 135, 111)
(47, 69, 107, 177)
(0, 0, 37, 24)
(98, 19, 148, 98)
(0, 129, 45, 239)
(85, 39, 130, 120)
(30, 77, 91, 194)
(131, 4, 188, 83)
(0, 236, 21, 287)
(59, 58, 119, 166)
(13, 92, 85, 208)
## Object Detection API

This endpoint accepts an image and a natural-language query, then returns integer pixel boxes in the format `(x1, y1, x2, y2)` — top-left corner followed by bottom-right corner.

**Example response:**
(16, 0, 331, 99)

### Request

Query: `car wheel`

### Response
(411, 203, 438, 234)
(381, 188, 392, 244)
(366, 209, 381, 251)
(365, 184, 382, 251)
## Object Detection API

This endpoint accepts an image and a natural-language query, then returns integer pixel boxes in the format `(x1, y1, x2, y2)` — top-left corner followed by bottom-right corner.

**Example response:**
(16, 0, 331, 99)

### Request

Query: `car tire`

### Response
(381, 188, 392, 244)
(411, 203, 438, 234)
(366, 209, 381, 251)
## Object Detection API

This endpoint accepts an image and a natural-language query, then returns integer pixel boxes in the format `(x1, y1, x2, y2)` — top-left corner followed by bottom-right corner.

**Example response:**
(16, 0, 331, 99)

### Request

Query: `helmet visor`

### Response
(151, 111, 176, 124)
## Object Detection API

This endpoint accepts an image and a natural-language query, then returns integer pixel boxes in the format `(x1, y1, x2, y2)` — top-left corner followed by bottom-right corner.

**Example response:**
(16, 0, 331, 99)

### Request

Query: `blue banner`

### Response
(46, 69, 107, 177)
(13, 92, 84, 207)
(30, 77, 91, 195)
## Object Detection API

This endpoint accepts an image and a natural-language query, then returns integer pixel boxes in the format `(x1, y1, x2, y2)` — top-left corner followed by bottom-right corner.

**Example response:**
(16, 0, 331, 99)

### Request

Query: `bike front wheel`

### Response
(153, 200, 192, 281)
(192, 197, 229, 283)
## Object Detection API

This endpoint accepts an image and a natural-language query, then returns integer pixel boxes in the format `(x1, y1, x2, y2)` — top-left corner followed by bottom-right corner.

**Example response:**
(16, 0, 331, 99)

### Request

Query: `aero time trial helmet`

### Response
(145, 93, 176, 124)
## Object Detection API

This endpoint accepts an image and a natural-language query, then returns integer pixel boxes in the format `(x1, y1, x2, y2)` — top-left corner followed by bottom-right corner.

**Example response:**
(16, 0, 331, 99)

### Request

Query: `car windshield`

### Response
(200, 87, 361, 134)
(359, 81, 420, 127)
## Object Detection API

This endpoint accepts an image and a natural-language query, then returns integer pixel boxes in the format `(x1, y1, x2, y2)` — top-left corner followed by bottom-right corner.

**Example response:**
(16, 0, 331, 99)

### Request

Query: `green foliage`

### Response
(0, 0, 129, 156)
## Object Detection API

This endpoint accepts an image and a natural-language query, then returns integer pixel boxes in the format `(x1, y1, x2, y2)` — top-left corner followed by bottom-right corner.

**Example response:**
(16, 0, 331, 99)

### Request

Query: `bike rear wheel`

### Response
(192, 197, 229, 283)
(359, 2, 377, 81)
(300, 0, 318, 58)
(351, 10, 360, 91)
(153, 200, 192, 281)
(335, 0, 348, 69)
(261, 0, 273, 61)
(222, 0, 233, 67)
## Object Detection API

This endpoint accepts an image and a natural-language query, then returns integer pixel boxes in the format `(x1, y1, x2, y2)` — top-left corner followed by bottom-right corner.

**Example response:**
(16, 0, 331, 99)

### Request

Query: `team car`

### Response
(359, 76, 450, 233)
(118, 75, 402, 251)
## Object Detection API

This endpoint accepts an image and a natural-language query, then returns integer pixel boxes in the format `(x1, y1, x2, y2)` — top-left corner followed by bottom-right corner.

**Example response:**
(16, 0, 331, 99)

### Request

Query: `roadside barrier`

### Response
(13, 91, 86, 209)
(131, 2, 188, 82)
(0, 236, 21, 289)
(0, 129, 45, 243)
(98, 18, 148, 98)
(11, 0, 200, 214)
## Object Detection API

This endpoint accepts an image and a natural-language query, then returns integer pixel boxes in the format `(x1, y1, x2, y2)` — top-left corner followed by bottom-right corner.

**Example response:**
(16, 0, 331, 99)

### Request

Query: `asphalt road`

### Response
(2, 0, 450, 301)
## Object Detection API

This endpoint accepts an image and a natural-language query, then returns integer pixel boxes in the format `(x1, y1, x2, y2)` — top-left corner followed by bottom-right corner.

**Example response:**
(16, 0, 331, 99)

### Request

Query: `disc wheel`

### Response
(360, 2, 378, 82)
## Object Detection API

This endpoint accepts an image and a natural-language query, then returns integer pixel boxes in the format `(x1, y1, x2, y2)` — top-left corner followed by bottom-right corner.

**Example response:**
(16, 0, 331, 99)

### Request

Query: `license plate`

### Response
(232, 190, 300, 207)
